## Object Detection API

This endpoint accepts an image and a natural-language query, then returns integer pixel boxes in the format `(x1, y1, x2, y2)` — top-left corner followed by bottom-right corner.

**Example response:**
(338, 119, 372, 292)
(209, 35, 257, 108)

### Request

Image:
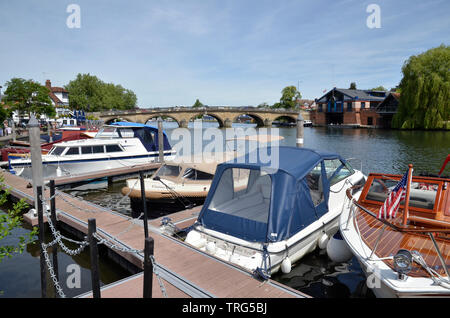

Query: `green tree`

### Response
(192, 99, 204, 108)
(371, 86, 387, 91)
(0, 175, 38, 261)
(65, 73, 137, 111)
(392, 45, 450, 130)
(275, 85, 301, 109)
(3, 78, 55, 119)
(349, 82, 357, 90)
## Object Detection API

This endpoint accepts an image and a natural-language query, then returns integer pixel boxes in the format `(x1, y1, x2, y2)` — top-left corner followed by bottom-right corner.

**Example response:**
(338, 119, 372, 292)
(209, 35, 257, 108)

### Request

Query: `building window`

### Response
(318, 104, 323, 112)
(347, 102, 352, 111)
(361, 102, 366, 109)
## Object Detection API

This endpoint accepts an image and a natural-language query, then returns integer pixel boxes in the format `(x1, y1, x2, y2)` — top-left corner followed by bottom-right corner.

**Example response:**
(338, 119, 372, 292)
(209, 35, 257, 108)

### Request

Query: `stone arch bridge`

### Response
(90, 106, 306, 128)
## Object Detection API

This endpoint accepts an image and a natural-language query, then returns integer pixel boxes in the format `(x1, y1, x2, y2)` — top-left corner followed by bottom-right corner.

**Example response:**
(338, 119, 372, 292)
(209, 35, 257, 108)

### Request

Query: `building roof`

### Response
(316, 88, 387, 103)
(45, 80, 68, 105)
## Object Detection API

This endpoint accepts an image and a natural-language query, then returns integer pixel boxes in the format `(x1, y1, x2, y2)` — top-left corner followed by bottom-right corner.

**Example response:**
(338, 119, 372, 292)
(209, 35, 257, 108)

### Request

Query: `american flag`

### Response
(378, 169, 411, 219)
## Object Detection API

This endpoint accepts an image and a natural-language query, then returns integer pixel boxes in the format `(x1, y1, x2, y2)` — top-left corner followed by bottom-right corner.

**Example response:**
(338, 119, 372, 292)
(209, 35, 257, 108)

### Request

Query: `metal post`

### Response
(143, 237, 154, 298)
(88, 218, 101, 298)
(139, 171, 149, 238)
(157, 117, 164, 163)
(296, 112, 304, 148)
(48, 121, 53, 143)
(49, 180, 59, 297)
(37, 185, 47, 298)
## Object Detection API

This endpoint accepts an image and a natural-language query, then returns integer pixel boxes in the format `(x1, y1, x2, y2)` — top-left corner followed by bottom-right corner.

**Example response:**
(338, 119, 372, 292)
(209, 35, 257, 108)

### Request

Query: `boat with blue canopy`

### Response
(184, 146, 365, 278)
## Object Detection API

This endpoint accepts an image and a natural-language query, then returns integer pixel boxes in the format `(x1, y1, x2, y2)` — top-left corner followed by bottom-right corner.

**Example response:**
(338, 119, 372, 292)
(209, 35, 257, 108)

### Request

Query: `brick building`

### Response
(312, 88, 387, 126)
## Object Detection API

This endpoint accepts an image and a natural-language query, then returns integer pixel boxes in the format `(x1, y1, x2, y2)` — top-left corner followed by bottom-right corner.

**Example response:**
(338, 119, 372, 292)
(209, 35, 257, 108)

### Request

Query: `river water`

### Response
(1, 123, 449, 298)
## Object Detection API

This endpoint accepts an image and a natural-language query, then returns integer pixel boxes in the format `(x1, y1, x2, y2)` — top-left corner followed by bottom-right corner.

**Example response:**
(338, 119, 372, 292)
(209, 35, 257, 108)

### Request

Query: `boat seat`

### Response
(211, 175, 271, 223)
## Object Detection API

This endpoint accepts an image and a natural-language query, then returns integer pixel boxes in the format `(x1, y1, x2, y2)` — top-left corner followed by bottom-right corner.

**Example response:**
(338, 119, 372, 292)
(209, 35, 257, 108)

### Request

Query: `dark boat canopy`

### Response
(196, 147, 354, 243)
(108, 121, 172, 152)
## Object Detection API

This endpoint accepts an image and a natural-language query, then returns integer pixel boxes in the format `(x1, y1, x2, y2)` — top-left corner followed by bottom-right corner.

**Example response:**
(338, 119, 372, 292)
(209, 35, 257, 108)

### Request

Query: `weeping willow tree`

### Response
(392, 45, 450, 130)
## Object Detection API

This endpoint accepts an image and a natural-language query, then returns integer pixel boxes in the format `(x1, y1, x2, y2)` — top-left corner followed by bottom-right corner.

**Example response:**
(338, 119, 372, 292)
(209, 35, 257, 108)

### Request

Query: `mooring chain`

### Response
(41, 242, 67, 298)
(150, 255, 168, 298)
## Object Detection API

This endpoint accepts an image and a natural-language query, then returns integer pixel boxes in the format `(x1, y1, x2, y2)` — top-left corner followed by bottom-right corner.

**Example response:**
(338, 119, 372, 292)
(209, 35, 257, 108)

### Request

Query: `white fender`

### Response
(326, 231, 353, 263)
(318, 233, 329, 250)
(206, 241, 216, 254)
(281, 258, 292, 274)
(185, 231, 206, 249)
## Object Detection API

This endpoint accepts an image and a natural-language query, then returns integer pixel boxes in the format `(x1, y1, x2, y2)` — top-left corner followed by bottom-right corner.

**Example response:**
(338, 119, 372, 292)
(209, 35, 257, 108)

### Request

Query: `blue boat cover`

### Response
(110, 121, 172, 151)
(196, 146, 349, 243)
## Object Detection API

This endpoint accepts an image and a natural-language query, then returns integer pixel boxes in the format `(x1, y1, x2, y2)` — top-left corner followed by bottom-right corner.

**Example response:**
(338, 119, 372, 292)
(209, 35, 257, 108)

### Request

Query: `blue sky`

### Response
(0, 0, 449, 108)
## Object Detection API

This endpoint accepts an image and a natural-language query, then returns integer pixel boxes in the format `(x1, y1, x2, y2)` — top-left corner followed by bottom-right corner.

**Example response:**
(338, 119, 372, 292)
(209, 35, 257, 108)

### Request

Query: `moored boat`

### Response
(339, 159, 450, 297)
(182, 146, 365, 278)
(9, 121, 175, 180)
(122, 155, 228, 218)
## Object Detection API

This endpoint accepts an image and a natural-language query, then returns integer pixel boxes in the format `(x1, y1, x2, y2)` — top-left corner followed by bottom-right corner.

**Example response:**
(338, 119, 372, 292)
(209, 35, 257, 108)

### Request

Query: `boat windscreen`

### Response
(365, 177, 438, 210)
(156, 165, 181, 178)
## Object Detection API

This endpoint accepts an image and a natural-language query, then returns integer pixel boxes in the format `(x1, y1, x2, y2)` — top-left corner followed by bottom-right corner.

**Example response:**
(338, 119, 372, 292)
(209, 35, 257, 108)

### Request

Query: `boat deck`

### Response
(354, 204, 450, 278)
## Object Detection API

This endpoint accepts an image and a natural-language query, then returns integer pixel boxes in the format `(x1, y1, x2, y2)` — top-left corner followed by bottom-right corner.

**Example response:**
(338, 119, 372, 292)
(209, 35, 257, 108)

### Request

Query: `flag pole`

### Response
(402, 164, 413, 226)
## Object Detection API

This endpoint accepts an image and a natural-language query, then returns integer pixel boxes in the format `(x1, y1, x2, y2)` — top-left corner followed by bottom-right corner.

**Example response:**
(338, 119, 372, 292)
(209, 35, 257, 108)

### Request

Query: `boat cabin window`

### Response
(50, 146, 65, 156)
(156, 165, 181, 178)
(365, 177, 438, 210)
(324, 159, 355, 186)
(182, 168, 214, 181)
(93, 145, 105, 154)
(105, 144, 123, 153)
(307, 162, 324, 206)
(208, 168, 271, 224)
(65, 147, 80, 155)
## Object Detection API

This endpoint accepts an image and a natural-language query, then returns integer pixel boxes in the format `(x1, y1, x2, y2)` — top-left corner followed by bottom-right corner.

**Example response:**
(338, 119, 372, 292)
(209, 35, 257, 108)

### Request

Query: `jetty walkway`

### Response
(1, 168, 309, 298)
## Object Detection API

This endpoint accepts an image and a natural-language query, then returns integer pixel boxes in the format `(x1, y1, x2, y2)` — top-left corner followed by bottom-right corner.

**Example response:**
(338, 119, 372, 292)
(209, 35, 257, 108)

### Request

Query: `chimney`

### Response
(45, 80, 51, 89)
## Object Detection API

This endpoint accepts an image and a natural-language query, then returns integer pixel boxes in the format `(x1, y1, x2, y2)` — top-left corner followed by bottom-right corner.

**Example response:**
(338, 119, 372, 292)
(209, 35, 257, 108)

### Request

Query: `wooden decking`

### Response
(354, 204, 450, 278)
(1, 169, 308, 298)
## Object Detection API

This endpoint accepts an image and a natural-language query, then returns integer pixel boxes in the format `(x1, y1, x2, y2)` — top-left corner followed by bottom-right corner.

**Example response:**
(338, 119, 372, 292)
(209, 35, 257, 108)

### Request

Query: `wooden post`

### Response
(296, 112, 304, 148)
(28, 114, 44, 211)
(88, 218, 101, 298)
(11, 119, 16, 141)
(49, 180, 59, 297)
(402, 164, 414, 226)
(157, 117, 164, 163)
(139, 171, 149, 238)
(37, 185, 47, 298)
(143, 237, 154, 298)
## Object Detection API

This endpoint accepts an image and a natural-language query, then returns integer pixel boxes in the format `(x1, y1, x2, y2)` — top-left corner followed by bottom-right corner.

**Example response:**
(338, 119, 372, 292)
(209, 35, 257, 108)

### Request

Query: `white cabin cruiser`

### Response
(184, 146, 365, 278)
(9, 122, 175, 180)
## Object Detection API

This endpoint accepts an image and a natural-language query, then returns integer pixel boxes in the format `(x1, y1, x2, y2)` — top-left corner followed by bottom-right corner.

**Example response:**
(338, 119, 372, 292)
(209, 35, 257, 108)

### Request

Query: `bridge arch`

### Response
(232, 113, 265, 127)
(188, 113, 224, 128)
(104, 117, 138, 124)
(144, 114, 181, 127)
(272, 115, 297, 126)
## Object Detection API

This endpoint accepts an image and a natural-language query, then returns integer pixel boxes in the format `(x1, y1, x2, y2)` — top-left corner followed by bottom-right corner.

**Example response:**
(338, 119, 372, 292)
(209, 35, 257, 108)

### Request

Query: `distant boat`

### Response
(9, 122, 175, 180)
(303, 120, 313, 127)
(183, 147, 365, 278)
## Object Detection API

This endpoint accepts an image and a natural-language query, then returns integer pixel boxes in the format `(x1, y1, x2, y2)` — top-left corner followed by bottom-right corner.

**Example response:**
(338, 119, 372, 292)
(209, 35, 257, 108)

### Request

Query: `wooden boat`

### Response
(340, 159, 450, 297)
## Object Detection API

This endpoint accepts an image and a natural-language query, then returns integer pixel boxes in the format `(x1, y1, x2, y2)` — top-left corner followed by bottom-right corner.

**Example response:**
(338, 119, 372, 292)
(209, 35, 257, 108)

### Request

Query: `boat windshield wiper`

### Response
(153, 176, 195, 209)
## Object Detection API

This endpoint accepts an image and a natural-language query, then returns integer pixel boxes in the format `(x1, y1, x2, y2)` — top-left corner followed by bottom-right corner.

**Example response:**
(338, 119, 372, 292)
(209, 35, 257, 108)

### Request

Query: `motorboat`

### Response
(9, 121, 175, 180)
(304, 120, 313, 127)
(123, 159, 216, 218)
(339, 157, 450, 297)
(183, 146, 365, 278)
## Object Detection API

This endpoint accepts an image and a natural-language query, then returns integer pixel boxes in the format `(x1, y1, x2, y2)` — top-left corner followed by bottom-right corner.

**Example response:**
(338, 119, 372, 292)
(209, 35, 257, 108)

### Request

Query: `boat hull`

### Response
(10, 153, 175, 180)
